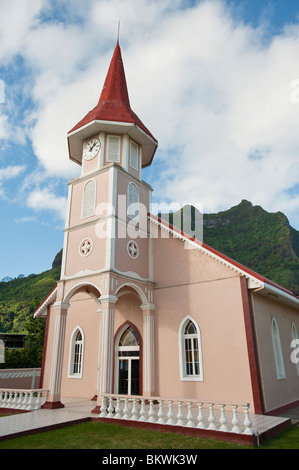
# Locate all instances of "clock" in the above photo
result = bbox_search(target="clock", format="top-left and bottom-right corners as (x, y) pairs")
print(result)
(83, 138), (101, 161)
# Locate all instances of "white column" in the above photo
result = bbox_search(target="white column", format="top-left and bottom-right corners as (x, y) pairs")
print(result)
(141, 303), (156, 397)
(97, 295), (117, 397)
(44, 302), (69, 408)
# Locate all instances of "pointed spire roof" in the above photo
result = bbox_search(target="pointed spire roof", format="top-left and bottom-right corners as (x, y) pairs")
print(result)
(68, 43), (157, 148)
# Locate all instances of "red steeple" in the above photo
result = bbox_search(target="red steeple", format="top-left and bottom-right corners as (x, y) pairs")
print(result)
(68, 43), (157, 145)
(98, 42), (130, 108)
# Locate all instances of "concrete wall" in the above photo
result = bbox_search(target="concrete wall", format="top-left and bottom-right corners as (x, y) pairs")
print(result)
(0, 368), (41, 389)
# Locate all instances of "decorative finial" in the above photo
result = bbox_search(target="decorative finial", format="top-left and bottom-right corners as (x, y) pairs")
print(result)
(117, 21), (120, 44)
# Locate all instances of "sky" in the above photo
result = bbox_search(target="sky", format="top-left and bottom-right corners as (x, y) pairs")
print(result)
(1, 0), (299, 280)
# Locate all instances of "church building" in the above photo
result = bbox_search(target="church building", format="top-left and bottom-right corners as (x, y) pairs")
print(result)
(35, 41), (299, 425)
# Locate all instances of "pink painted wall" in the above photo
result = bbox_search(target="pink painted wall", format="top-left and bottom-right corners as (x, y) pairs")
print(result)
(64, 227), (107, 277)
(152, 231), (255, 409)
(68, 167), (110, 228)
(251, 293), (299, 413)
(59, 292), (99, 399)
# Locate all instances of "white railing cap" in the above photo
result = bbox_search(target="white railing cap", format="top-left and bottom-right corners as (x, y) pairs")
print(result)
(100, 393), (250, 408)
(0, 388), (49, 393)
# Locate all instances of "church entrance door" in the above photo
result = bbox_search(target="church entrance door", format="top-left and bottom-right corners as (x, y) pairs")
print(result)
(117, 326), (140, 396)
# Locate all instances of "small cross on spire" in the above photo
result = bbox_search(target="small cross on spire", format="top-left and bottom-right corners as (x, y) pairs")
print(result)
(117, 21), (120, 44)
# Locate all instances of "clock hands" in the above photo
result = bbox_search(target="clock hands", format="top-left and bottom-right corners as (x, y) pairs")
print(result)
(83, 139), (101, 160)
(89, 142), (97, 151)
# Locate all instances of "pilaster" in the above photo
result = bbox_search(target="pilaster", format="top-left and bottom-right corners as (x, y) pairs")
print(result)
(141, 303), (156, 397)
(42, 302), (69, 409)
(94, 295), (118, 411)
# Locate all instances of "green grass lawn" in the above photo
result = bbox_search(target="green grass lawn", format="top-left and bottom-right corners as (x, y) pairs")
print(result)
(0, 420), (298, 450)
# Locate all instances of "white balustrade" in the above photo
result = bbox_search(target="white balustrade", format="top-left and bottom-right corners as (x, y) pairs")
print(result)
(98, 394), (255, 437)
(0, 389), (48, 411)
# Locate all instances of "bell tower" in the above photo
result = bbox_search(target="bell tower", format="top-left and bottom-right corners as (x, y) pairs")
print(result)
(61, 42), (158, 284)
(42, 42), (158, 410)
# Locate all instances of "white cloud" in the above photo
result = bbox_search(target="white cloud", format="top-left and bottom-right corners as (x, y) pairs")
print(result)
(0, 165), (25, 180)
(0, 164), (26, 199)
(27, 188), (67, 220)
(0, 0), (46, 62)
(14, 216), (37, 224)
(0, 113), (9, 140)
(1, 0), (299, 228)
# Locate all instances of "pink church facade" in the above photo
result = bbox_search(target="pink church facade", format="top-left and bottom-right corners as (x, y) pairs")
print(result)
(35, 43), (299, 420)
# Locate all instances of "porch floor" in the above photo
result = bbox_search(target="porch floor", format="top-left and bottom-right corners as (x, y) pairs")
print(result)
(0, 397), (294, 444)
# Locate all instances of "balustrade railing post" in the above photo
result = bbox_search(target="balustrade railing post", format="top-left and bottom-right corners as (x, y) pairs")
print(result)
(7, 392), (13, 408)
(35, 392), (41, 410)
(131, 399), (139, 421)
(99, 396), (108, 418)
(219, 404), (229, 432)
(148, 400), (156, 423)
(176, 401), (185, 427)
(232, 405), (241, 434)
(16, 392), (23, 409)
(243, 405), (254, 435)
(139, 399), (147, 422)
(27, 392), (34, 410)
(186, 402), (195, 427)
(167, 400), (175, 425)
(107, 397), (114, 418)
(196, 402), (206, 429)
(3, 391), (8, 408)
(123, 398), (131, 420)
(23, 392), (29, 410)
(114, 398), (122, 419)
(157, 400), (165, 424)
(208, 403), (217, 430)
(11, 392), (18, 408)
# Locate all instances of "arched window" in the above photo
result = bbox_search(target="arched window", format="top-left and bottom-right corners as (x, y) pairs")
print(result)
(82, 180), (96, 219)
(127, 182), (139, 219)
(69, 328), (84, 378)
(291, 323), (299, 376)
(179, 317), (203, 381)
(119, 326), (139, 348)
(272, 318), (286, 380)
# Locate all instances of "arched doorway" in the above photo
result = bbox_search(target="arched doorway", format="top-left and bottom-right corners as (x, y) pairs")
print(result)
(117, 325), (140, 396)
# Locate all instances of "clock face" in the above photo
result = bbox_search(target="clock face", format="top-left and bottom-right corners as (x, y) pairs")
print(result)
(83, 138), (101, 161)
